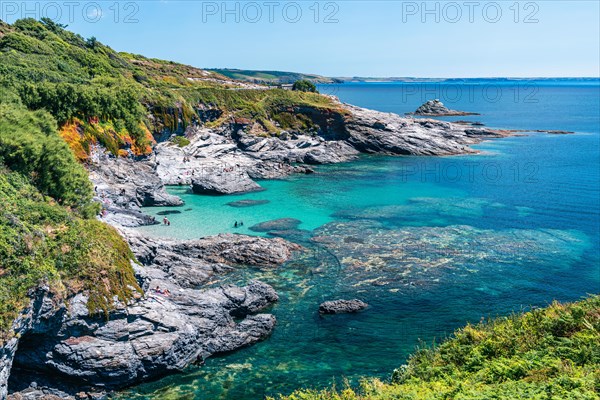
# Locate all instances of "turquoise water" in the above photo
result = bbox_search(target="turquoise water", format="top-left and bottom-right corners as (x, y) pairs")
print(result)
(126, 80), (600, 399)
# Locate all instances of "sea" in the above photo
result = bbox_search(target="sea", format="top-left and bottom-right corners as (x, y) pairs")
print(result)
(124, 79), (600, 399)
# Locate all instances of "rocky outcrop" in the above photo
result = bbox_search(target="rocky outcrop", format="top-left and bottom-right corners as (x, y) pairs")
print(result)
(191, 170), (263, 195)
(343, 104), (506, 156)
(4, 230), (301, 398)
(408, 99), (479, 116)
(89, 147), (183, 227)
(319, 299), (369, 314)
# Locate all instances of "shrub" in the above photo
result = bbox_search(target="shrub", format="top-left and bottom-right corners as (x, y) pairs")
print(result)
(292, 80), (318, 93)
(0, 103), (93, 207)
(171, 135), (190, 147)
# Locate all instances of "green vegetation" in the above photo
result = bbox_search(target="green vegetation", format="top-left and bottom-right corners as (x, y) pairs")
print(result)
(0, 96), (139, 339)
(207, 68), (336, 84)
(274, 296), (600, 400)
(171, 135), (191, 147)
(292, 80), (318, 93)
(0, 95), (92, 207)
(0, 18), (346, 159)
(0, 19), (144, 338)
(0, 169), (140, 339)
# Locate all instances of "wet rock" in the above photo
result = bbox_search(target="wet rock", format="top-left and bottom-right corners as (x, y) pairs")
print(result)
(319, 299), (369, 314)
(226, 199), (270, 208)
(249, 218), (302, 232)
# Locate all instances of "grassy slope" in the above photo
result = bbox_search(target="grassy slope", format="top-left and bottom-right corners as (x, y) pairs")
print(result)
(0, 167), (140, 339)
(0, 18), (346, 160)
(207, 68), (336, 84)
(275, 296), (600, 400)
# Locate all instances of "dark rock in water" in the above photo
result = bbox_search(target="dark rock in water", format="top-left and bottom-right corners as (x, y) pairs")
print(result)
(226, 199), (270, 208)
(319, 299), (369, 314)
(156, 210), (182, 216)
(184, 208), (193, 211)
(249, 218), (302, 232)
(408, 99), (479, 117)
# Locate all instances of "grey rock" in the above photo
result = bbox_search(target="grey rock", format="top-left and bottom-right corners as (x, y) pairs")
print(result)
(343, 104), (506, 156)
(319, 299), (369, 314)
(410, 99), (479, 116)
(191, 170), (262, 195)
(3, 230), (300, 398)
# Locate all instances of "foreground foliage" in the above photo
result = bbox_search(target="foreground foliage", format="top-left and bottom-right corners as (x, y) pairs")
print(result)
(0, 77), (140, 338)
(275, 296), (600, 399)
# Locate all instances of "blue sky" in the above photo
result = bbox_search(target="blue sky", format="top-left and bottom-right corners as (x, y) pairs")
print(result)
(3, 1), (599, 77)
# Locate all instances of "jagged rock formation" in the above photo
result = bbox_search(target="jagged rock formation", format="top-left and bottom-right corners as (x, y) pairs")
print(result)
(91, 100), (507, 220)
(3, 231), (301, 398)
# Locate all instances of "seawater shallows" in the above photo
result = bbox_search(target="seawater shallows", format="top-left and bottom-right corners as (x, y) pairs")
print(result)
(125, 81), (600, 400)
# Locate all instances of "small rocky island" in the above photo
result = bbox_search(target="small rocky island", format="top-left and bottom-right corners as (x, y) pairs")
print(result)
(319, 299), (369, 314)
(408, 99), (480, 116)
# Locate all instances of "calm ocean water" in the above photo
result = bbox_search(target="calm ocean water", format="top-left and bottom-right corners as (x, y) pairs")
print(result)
(126, 80), (600, 399)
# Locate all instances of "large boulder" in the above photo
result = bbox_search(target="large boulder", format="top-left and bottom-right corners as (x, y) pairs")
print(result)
(191, 170), (262, 195)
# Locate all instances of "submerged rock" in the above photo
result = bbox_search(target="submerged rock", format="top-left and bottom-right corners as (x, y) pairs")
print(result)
(226, 199), (270, 208)
(156, 210), (182, 216)
(319, 299), (369, 314)
(249, 218), (302, 232)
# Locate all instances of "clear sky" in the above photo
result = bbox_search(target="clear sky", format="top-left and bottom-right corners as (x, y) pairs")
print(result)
(3, 1), (599, 77)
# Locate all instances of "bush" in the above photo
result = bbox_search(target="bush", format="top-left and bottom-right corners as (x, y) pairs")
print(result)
(0, 102), (93, 207)
(171, 135), (190, 147)
(292, 79), (318, 93)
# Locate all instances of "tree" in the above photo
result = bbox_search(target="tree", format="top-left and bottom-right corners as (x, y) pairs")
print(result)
(86, 36), (98, 49)
(292, 80), (318, 93)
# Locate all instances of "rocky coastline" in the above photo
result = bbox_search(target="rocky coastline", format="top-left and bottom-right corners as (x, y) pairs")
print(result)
(2, 99), (519, 399)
